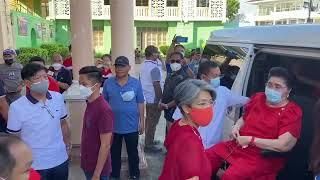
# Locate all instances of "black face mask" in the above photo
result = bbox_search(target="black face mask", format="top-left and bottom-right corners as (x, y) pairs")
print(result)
(4, 59), (14, 65)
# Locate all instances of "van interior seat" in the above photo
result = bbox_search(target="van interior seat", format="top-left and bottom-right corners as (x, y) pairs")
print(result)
(275, 95), (316, 180)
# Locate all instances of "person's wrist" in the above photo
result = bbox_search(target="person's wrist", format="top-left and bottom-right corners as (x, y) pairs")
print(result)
(249, 136), (255, 146)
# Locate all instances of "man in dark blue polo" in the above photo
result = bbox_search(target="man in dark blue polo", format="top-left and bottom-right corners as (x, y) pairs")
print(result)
(103, 56), (145, 180)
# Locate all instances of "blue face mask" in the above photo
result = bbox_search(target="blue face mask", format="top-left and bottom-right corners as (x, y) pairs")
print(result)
(265, 87), (282, 104)
(210, 77), (220, 88)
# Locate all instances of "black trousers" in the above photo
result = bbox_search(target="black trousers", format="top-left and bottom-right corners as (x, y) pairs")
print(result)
(111, 132), (140, 178)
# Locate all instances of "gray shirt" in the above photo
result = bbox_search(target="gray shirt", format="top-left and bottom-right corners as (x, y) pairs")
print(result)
(0, 63), (23, 93)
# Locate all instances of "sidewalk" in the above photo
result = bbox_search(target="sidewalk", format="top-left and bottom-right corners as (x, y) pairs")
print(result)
(69, 113), (167, 180)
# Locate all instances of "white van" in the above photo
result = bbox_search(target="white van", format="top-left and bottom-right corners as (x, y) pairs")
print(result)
(203, 24), (320, 180)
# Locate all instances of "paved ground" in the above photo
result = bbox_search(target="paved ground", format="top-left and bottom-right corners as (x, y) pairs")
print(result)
(69, 114), (167, 180)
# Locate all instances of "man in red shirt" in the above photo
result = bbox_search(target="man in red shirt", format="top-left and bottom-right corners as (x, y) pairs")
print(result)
(63, 45), (73, 71)
(29, 56), (60, 92)
(79, 66), (114, 180)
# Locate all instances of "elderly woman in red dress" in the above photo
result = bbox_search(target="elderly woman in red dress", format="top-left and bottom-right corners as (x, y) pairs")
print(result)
(207, 67), (302, 180)
(159, 79), (216, 180)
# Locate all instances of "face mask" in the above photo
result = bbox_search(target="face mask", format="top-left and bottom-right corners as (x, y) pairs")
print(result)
(170, 63), (182, 72)
(265, 87), (283, 104)
(80, 84), (96, 98)
(210, 77), (220, 88)
(189, 106), (214, 127)
(52, 63), (62, 71)
(97, 64), (104, 68)
(30, 80), (49, 95)
(121, 90), (135, 102)
(4, 59), (13, 65)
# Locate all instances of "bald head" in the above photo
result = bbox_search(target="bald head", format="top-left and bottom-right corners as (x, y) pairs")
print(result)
(0, 133), (32, 180)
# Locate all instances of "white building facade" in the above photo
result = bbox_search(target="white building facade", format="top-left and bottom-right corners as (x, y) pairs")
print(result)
(248, 0), (320, 26)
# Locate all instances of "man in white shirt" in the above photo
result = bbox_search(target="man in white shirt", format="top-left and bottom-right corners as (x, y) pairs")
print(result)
(6, 63), (71, 179)
(173, 61), (249, 149)
(140, 45), (163, 153)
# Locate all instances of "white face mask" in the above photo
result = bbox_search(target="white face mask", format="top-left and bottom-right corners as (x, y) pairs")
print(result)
(52, 63), (63, 71)
(97, 64), (104, 68)
(170, 63), (182, 72)
(80, 84), (97, 98)
(121, 90), (135, 102)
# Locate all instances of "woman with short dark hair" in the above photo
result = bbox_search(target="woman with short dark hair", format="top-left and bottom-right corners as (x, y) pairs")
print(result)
(207, 67), (302, 180)
(160, 79), (216, 180)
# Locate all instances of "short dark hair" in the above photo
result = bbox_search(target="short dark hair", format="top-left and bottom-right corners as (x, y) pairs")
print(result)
(79, 66), (103, 84)
(0, 133), (23, 178)
(169, 52), (184, 60)
(101, 54), (111, 60)
(29, 56), (45, 65)
(21, 63), (47, 80)
(174, 44), (185, 51)
(268, 67), (293, 89)
(197, 61), (219, 79)
(145, 45), (159, 58)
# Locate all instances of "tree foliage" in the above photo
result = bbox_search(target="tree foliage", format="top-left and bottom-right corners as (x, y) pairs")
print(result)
(227, 0), (240, 21)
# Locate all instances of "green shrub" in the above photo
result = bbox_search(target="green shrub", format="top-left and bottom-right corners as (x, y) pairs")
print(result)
(40, 43), (69, 59)
(16, 48), (49, 65)
(159, 45), (170, 56)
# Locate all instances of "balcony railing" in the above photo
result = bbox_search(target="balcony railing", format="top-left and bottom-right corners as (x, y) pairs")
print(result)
(50, 0), (226, 22)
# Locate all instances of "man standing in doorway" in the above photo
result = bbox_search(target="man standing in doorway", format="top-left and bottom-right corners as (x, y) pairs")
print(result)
(103, 56), (145, 179)
(0, 49), (23, 104)
(6, 63), (71, 179)
(140, 45), (163, 153)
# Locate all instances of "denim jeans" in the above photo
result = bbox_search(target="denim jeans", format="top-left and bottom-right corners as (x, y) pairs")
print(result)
(37, 160), (69, 180)
(84, 171), (109, 180)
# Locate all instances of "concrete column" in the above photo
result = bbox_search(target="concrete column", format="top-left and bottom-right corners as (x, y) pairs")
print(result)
(0, 0), (14, 62)
(110, 0), (135, 71)
(70, 0), (94, 80)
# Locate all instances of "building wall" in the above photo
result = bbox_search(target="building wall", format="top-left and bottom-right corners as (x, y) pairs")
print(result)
(55, 20), (225, 54)
(11, 11), (55, 48)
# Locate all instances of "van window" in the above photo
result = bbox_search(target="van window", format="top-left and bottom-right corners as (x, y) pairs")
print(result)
(202, 44), (248, 89)
(245, 51), (320, 180)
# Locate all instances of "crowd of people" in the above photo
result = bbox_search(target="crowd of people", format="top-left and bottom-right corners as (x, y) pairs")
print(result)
(0, 35), (318, 180)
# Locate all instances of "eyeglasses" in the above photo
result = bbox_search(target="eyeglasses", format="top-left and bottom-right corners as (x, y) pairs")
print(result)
(41, 105), (55, 119)
(170, 59), (181, 64)
(266, 82), (287, 91)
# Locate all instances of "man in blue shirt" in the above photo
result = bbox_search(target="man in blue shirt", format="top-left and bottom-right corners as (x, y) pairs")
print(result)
(103, 56), (145, 180)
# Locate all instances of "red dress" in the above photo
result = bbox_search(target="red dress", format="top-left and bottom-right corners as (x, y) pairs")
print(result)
(206, 93), (302, 180)
(159, 120), (212, 180)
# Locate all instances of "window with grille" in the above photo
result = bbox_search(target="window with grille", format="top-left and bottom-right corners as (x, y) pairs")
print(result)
(136, 0), (149, 6)
(136, 27), (168, 50)
(93, 25), (104, 49)
(167, 0), (178, 7)
(41, 1), (49, 18)
(197, 0), (209, 7)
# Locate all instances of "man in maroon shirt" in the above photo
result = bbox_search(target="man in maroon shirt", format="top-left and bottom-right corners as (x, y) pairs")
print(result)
(79, 66), (114, 180)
